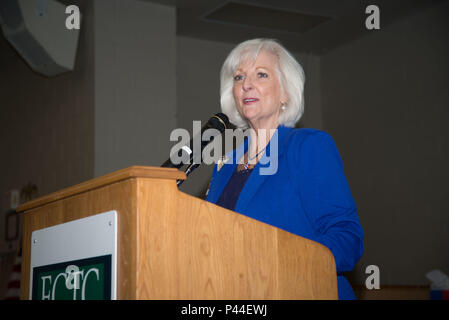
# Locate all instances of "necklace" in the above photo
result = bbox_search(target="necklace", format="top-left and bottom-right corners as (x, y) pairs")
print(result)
(248, 146), (267, 161)
(238, 146), (266, 171)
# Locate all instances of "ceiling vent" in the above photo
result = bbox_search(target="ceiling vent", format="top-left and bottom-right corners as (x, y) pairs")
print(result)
(202, 1), (332, 35)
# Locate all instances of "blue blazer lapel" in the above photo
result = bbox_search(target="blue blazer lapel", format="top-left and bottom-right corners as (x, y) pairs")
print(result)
(235, 126), (293, 213)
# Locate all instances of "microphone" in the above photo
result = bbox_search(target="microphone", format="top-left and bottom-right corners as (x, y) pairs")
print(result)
(161, 113), (230, 169)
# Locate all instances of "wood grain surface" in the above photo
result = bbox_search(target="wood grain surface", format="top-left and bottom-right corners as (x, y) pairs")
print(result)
(18, 166), (337, 300)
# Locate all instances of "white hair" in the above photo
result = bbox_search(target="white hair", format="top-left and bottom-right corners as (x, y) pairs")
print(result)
(220, 38), (305, 128)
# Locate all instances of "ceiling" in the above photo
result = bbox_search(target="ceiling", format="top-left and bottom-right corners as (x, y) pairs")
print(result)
(141, 0), (445, 55)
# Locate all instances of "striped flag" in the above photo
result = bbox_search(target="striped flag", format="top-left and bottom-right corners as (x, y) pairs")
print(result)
(4, 249), (21, 300)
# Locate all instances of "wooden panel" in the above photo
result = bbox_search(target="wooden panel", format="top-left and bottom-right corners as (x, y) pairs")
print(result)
(277, 231), (337, 299)
(135, 177), (337, 299)
(19, 166), (337, 300)
(136, 177), (279, 299)
(20, 178), (140, 300)
(17, 166), (185, 212)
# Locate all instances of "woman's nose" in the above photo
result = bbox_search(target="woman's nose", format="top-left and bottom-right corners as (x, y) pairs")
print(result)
(242, 76), (253, 91)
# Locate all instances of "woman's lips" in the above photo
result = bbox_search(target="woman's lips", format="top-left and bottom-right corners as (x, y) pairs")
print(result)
(243, 98), (259, 105)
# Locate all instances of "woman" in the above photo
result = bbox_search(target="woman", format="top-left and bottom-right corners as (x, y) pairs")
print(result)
(205, 38), (364, 300)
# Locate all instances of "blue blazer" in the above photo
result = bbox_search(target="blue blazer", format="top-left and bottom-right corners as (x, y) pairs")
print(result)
(206, 125), (364, 300)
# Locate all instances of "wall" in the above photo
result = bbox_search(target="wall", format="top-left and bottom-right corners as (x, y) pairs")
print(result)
(94, 0), (177, 177)
(0, 0), (177, 298)
(0, 0), (94, 296)
(0, 0), (94, 206)
(321, 2), (449, 285)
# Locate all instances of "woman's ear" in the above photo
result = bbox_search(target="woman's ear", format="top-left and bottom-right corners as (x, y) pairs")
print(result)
(280, 90), (288, 107)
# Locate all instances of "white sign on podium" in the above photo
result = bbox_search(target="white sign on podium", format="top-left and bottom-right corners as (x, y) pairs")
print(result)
(29, 210), (117, 300)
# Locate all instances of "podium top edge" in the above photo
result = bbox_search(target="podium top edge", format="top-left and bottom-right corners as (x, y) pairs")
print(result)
(16, 166), (186, 213)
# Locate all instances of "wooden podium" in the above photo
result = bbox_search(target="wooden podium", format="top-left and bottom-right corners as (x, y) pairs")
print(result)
(17, 166), (337, 300)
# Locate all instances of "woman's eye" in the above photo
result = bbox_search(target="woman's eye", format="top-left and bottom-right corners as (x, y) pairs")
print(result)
(257, 72), (268, 78)
(234, 75), (243, 81)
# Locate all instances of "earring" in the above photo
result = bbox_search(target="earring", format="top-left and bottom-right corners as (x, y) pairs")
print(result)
(281, 103), (286, 110)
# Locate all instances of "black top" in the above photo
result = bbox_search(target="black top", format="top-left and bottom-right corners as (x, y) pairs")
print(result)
(216, 167), (254, 211)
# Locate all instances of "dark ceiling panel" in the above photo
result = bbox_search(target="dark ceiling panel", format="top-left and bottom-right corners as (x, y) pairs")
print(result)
(203, 2), (332, 35)
(139, 0), (447, 54)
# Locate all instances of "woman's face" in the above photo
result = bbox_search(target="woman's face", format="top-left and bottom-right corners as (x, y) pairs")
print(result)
(232, 50), (287, 129)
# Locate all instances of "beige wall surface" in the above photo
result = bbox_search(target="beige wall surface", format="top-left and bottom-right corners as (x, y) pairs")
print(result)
(94, 0), (177, 177)
(320, 2), (449, 285)
(0, 0), (95, 298)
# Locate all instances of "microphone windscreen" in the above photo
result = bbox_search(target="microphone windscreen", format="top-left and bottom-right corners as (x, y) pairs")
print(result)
(209, 113), (230, 132)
